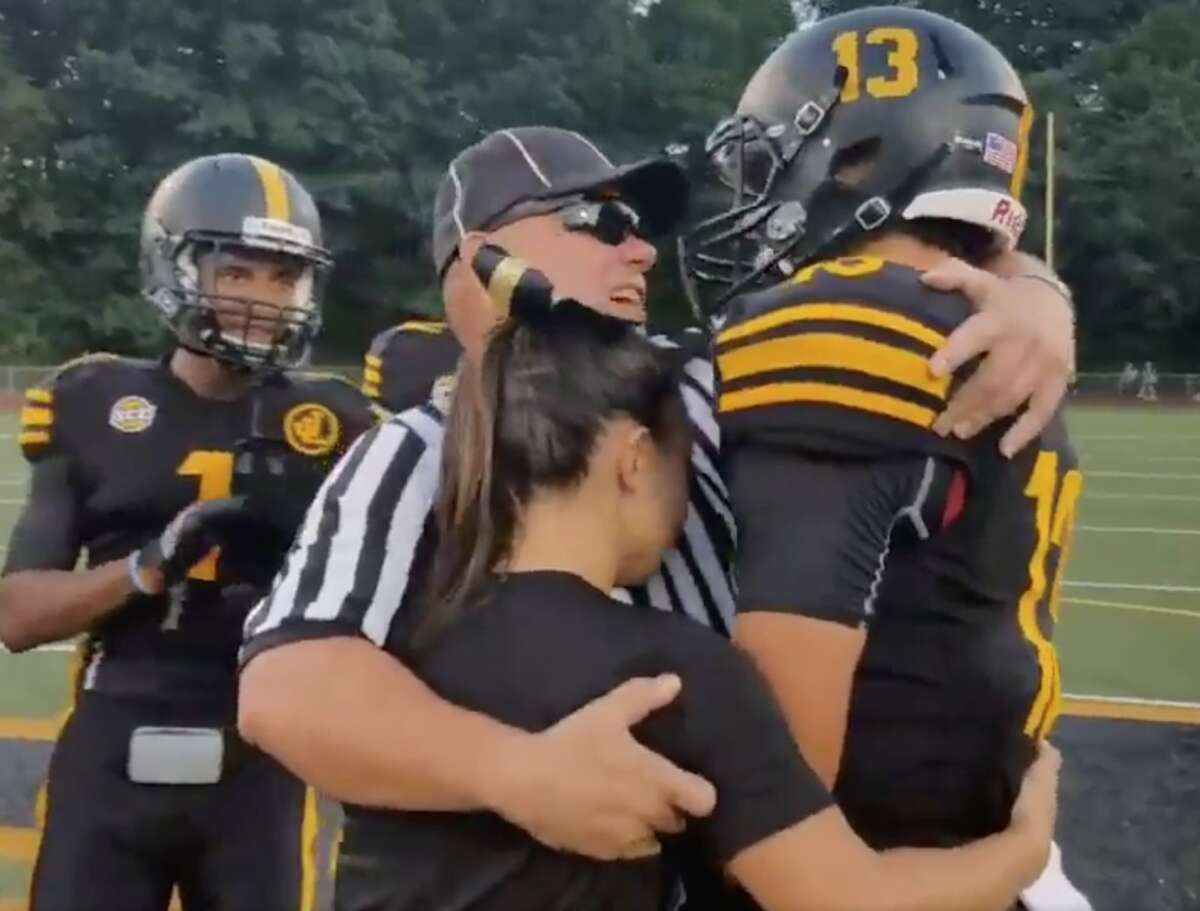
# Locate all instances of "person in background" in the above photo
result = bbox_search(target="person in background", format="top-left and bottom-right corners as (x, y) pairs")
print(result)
(362, 313), (462, 413)
(1, 153), (376, 911)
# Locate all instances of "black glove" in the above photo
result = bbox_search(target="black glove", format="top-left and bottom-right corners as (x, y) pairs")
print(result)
(131, 496), (251, 592)
(232, 436), (325, 535)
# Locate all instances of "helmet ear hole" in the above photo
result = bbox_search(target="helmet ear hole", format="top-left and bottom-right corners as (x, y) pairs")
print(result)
(832, 138), (882, 188)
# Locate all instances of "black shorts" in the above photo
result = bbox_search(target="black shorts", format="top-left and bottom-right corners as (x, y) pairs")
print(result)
(30, 691), (315, 911)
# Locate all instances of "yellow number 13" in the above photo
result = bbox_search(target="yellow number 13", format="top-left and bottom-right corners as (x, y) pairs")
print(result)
(1019, 452), (1083, 740)
(832, 28), (920, 103)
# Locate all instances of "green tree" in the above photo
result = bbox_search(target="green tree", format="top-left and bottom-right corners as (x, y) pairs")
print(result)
(808, 0), (1163, 72)
(1027, 2), (1200, 367)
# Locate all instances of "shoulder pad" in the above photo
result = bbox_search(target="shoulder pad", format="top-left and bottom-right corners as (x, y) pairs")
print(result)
(363, 321), (462, 411)
(716, 258), (970, 461)
(290, 369), (385, 424)
(367, 320), (450, 358)
(18, 352), (133, 463)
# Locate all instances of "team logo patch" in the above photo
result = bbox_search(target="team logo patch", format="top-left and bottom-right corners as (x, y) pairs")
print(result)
(109, 396), (157, 434)
(283, 403), (341, 456)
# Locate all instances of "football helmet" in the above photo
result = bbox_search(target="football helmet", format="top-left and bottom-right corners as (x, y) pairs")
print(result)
(140, 153), (332, 370)
(680, 7), (1031, 324)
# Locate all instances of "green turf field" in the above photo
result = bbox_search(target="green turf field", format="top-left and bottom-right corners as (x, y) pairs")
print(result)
(0, 405), (1198, 908)
(5, 406), (1197, 705)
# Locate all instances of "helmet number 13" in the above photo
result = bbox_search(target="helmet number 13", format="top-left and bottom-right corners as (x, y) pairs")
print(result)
(832, 28), (920, 103)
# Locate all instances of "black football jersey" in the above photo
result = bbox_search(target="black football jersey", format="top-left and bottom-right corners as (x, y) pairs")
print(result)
(362, 319), (462, 413)
(716, 257), (1082, 845)
(12, 353), (377, 711)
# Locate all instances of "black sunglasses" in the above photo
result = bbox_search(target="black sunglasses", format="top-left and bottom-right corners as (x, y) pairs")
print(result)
(559, 199), (644, 246)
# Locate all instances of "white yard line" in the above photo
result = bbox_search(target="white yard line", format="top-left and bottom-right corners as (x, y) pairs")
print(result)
(1074, 434), (1200, 441)
(1085, 492), (1200, 503)
(1077, 525), (1200, 536)
(1062, 596), (1200, 620)
(1062, 693), (1200, 710)
(1064, 580), (1200, 593)
(1087, 471), (1200, 480)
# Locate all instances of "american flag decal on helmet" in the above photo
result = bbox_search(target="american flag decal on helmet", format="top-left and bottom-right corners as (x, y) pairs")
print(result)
(983, 132), (1018, 175)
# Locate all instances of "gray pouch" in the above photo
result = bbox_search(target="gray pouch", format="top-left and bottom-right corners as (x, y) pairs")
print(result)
(127, 726), (224, 785)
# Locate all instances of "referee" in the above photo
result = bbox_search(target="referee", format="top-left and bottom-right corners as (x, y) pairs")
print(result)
(240, 128), (723, 857)
(238, 126), (1077, 860)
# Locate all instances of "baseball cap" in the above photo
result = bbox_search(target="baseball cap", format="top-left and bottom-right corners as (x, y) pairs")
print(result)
(431, 126), (689, 275)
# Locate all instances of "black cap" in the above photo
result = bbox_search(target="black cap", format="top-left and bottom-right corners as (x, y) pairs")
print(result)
(432, 126), (689, 275)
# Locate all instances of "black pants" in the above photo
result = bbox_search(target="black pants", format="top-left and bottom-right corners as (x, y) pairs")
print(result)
(30, 692), (314, 911)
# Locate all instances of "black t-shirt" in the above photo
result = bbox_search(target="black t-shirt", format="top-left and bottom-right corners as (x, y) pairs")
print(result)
(337, 571), (830, 911)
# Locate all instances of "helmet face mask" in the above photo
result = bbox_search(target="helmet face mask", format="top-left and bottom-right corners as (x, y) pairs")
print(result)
(680, 6), (1031, 327)
(141, 154), (333, 372)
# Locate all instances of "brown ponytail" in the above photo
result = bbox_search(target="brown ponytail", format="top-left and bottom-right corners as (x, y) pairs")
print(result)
(414, 252), (686, 648)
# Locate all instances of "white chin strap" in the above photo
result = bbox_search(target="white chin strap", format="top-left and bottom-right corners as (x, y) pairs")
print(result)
(902, 188), (1027, 250)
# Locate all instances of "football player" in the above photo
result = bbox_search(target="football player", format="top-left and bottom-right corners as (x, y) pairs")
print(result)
(682, 8), (1089, 909)
(361, 314), (462, 413)
(0, 153), (376, 910)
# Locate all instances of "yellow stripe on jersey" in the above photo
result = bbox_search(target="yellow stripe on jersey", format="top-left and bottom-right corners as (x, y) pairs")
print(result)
(18, 431), (51, 446)
(25, 388), (53, 405)
(719, 381), (938, 428)
(363, 367), (382, 386)
(717, 302), (947, 350)
(398, 320), (447, 335)
(299, 786), (320, 911)
(718, 332), (950, 399)
(20, 406), (53, 428)
(249, 157), (291, 221)
(364, 354), (383, 370)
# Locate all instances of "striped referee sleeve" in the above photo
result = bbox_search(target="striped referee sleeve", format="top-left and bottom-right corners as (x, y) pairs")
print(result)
(241, 405), (445, 661)
(620, 341), (737, 636)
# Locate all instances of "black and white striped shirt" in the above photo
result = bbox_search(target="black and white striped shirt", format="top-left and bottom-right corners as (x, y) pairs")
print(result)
(241, 337), (736, 664)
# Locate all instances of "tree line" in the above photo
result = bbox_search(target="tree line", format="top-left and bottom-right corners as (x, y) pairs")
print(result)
(1, 0), (1196, 367)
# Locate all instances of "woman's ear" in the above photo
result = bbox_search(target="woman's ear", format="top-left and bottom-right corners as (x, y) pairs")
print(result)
(614, 424), (654, 495)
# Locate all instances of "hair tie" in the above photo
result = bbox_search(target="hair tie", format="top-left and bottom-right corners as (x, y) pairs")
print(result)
(471, 244), (556, 322)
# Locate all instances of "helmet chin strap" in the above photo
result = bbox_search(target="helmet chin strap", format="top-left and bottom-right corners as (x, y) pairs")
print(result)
(757, 141), (955, 282)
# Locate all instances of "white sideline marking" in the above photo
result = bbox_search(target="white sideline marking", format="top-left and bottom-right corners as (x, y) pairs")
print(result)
(1087, 471), (1200, 480)
(1085, 492), (1200, 503)
(1075, 434), (1200, 441)
(1078, 525), (1200, 536)
(1063, 596), (1200, 620)
(1064, 581), (1200, 593)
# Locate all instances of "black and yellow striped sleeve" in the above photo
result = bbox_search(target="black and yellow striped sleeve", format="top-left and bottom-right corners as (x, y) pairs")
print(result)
(715, 298), (964, 461)
(18, 386), (56, 462)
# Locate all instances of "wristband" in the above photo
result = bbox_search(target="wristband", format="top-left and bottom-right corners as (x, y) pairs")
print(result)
(128, 551), (154, 596)
(1012, 272), (1072, 307)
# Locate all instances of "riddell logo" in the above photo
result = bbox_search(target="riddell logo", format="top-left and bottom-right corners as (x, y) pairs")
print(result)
(991, 199), (1027, 237)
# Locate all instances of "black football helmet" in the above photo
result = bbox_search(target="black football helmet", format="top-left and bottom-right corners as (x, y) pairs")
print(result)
(140, 154), (333, 370)
(680, 7), (1032, 325)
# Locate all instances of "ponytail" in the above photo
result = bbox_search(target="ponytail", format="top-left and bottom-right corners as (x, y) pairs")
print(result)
(414, 246), (683, 648)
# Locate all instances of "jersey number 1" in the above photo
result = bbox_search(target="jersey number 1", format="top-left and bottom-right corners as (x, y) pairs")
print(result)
(176, 451), (234, 581)
(1019, 451), (1083, 740)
